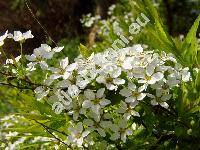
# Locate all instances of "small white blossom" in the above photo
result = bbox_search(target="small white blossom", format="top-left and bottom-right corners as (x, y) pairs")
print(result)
(68, 122), (90, 147)
(82, 88), (111, 114)
(120, 83), (146, 103)
(110, 119), (135, 142)
(0, 30), (8, 46)
(9, 30), (34, 42)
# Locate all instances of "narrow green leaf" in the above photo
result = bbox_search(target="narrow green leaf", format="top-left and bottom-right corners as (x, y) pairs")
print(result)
(182, 15), (200, 66)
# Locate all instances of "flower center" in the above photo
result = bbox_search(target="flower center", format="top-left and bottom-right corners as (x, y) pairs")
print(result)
(75, 133), (81, 139)
(145, 75), (152, 81)
(93, 98), (100, 104)
(106, 77), (113, 83)
(132, 91), (140, 97)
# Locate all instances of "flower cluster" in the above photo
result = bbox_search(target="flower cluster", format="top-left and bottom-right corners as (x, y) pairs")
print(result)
(27, 42), (190, 147)
(0, 30), (34, 46)
(80, 13), (101, 28)
(0, 30), (191, 148)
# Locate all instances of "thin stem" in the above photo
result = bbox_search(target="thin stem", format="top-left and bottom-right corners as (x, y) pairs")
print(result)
(20, 42), (23, 56)
(33, 119), (71, 147)
(0, 47), (8, 60)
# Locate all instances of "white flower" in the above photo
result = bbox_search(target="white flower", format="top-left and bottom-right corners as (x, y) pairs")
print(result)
(51, 90), (72, 114)
(25, 44), (64, 70)
(147, 93), (170, 109)
(181, 67), (191, 82)
(96, 75), (125, 91)
(82, 88), (111, 114)
(0, 30), (8, 46)
(138, 60), (164, 84)
(83, 119), (112, 137)
(9, 30), (34, 42)
(68, 97), (86, 121)
(116, 101), (140, 120)
(132, 44), (143, 53)
(110, 119), (134, 142)
(68, 85), (80, 98)
(120, 83), (146, 103)
(68, 122), (90, 147)
(34, 86), (49, 101)
(49, 57), (77, 80)
(52, 102), (65, 114)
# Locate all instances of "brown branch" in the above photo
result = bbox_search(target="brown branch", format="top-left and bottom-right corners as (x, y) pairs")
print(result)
(33, 119), (69, 147)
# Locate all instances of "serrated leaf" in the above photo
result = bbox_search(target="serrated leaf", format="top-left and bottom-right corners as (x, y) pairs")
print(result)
(143, 0), (176, 52)
(182, 15), (200, 67)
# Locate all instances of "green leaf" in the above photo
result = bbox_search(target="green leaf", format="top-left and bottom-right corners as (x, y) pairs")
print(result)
(78, 44), (90, 58)
(143, 0), (176, 52)
(181, 15), (200, 67)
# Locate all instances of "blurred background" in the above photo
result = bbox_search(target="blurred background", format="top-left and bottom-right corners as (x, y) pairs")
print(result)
(0, 0), (199, 57)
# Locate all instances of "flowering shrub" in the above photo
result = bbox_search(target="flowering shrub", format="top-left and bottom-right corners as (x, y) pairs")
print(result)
(0, 0), (200, 149)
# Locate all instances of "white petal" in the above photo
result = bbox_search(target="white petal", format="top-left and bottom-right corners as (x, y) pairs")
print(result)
(83, 119), (94, 126)
(63, 71), (70, 79)
(119, 88), (132, 97)
(147, 78), (157, 84)
(132, 44), (143, 53)
(106, 84), (117, 90)
(13, 31), (23, 41)
(138, 84), (147, 92)
(66, 63), (77, 71)
(161, 94), (172, 101)
(111, 68), (121, 78)
(50, 74), (61, 80)
(52, 46), (64, 52)
(68, 135), (75, 142)
(160, 102), (169, 109)
(132, 67), (145, 78)
(96, 88), (105, 98)
(25, 54), (36, 61)
(39, 61), (48, 70)
(100, 121), (112, 128)
(82, 130), (90, 138)
(76, 122), (83, 133)
(152, 72), (164, 81)
(82, 100), (92, 108)
(23, 30), (34, 39)
(128, 83), (136, 91)
(52, 102), (64, 114)
(100, 99), (111, 106)
(130, 100), (139, 108)
(132, 123), (137, 130)
(120, 133), (127, 143)
(138, 79), (147, 84)
(122, 57), (133, 70)
(68, 85), (80, 97)
(137, 93), (146, 101)
(60, 57), (69, 69)
(73, 112), (79, 121)
(113, 78), (125, 85)
(125, 96), (136, 103)
(91, 104), (100, 114)
(97, 128), (106, 137)
(96, 76), (106, 83)
(151, 99), (158, 106)
(84, 89), (95, 100)
(146, 59), (157, 76)
(123, 113), (131, 120)
(76, 138), (83, 146)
